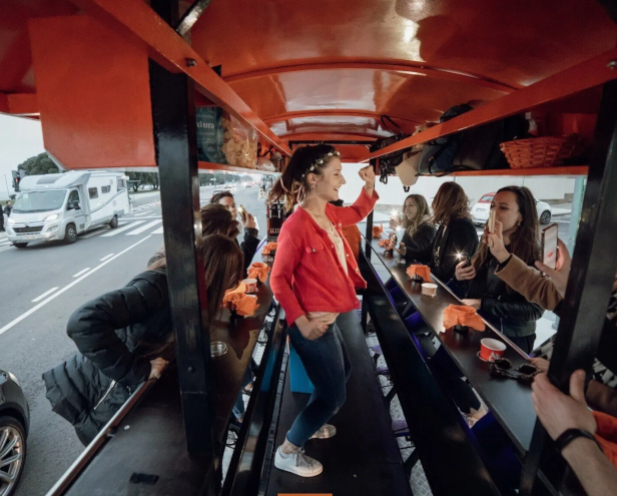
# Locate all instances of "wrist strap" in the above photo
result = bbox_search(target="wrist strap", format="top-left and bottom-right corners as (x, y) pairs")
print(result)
(554, 428), (602, 453)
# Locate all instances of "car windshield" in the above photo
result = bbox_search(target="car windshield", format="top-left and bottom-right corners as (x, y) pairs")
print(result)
(479, 195), (494, 202)
(13, 190), (67, 213)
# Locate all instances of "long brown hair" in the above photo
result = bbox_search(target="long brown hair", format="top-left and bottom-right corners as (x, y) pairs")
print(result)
(401, 194), (431, 234)
(268, 144), (338, 212)
(472, 186), (540, 273)
(148, 234), (244, 325)
(431, 182), (471, 225)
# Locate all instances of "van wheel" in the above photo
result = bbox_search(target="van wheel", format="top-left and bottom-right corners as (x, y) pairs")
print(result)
(540, 211), (552, 225)
(109, 215), (118, 229)
(64, 224), (77, 244)
(12, 243), (28, 249)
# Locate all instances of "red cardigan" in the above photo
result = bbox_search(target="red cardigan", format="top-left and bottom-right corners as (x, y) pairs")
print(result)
(271, 188), (379, 326)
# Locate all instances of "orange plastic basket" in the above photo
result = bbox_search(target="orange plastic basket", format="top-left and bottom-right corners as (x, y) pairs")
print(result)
(500, 137), (578, 169)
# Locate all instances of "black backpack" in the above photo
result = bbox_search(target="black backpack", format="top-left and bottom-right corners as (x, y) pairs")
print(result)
(418, 104), (473, 175)
(369, 116), (410, 184)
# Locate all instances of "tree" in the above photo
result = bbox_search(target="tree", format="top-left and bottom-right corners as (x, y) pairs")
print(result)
(125, 172), (159, 190)
(17, 152), (59, 175)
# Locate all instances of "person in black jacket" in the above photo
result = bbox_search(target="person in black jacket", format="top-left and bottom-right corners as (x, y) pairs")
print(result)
(429, 182), (479, 281)
(454, 186), (544, 353)
(211, 191), (260, 276)
(43, 234), (244, 445)
(393, 194), (436, 264)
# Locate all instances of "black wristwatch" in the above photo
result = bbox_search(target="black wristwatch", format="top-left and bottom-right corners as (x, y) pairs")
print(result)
(554, 428), (603, 454)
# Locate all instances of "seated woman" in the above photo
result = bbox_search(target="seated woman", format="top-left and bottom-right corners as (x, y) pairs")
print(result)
(393, 194), (436, 264)
(211, 190), (260, 275)
(43, 234), (244, 445)
(429, 182), (479, 282)
(454, 186), (544, 354)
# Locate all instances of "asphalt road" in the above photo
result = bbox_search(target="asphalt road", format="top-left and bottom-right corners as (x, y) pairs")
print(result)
(0, 184), (266, 496)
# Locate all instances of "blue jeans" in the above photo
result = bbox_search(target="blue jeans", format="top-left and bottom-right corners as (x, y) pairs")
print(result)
(285, 310), (355, 447)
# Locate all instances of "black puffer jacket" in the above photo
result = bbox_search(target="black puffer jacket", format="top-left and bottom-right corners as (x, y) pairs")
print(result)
(401, 222), (437, 265)
(43, 270), (172, 445)
(461, 257), (544, 338)
(242, 227), (260, 276)
(430, 217), (479, 282)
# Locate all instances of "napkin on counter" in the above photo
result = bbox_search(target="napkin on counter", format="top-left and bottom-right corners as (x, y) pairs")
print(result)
(262, 242), (278, 256)
(248, 262), (270, 283)
(378, 239), (390, 248)
(372, 224), (384, 239)
(406, 264), (431, 282)
(223, 282), (260, 317)
(443, 304), (485, 332)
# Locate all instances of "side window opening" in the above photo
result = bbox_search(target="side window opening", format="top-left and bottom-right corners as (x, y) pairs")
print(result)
(88, 187), (99, 199)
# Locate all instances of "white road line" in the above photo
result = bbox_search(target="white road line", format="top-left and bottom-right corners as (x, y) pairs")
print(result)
(81, 229), (107, 240)
(134, 211), (149, 217)
(127, 220), (161, 235)
(0, 246), (12, 253)
(73, 268), (91, 278)
(32, 287), (59, 303)
(123, 216), (161, 220)
(101, 221), (146, 237)
(0, 236), (152, 337)
(100, 253), (114, 262)
(0, 241), (10, 246)
(152, 226), (164, 234)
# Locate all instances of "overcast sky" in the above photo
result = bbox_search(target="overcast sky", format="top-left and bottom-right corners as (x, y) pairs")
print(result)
(0, 114), (45, 198)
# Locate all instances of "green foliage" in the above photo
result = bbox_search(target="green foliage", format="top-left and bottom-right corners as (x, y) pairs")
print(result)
(125, 172), (160, 190)
(17, 152), (59, 175)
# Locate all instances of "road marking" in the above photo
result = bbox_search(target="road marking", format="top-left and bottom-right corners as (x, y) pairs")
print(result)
(152, 226), (164, 234)
(134, 211), (149, 217)
(0, 246), (12, 253)
(123, 216), (161, 221)
(0, 236), (152, 337)
(101, 221), (146, 237)
(81, 228), (108, 240)
(73, 268), (91, 278)
(0, 240), (10, 246)
(100, 253), (115, 262)
(127, 220), (161, 235)
(32, 287), (59, 303)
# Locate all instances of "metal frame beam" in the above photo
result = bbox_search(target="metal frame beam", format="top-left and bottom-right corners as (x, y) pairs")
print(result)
(521, 78), (617, 494)
(366, 48), (617, 161)
(0, 92), (39, 116)
(149, 0), (217, 459)
(176, 0), (213, 36)
(70, 0), (291, 156)
(223, 58), (519, 93)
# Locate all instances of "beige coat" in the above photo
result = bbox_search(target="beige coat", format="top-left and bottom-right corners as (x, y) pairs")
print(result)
(494, 254), (562, 311)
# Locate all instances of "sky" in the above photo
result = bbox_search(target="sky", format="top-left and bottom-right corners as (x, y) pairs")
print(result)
(0, 113), (45, 200)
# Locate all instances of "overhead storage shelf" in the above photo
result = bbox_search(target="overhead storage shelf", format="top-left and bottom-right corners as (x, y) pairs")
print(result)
(421, 165), (589, 177)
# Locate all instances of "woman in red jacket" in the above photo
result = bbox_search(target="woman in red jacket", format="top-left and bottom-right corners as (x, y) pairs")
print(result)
(268, 144), (378, 477)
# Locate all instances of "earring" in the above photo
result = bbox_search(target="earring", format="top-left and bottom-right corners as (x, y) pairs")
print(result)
(311, 184), (316, 190)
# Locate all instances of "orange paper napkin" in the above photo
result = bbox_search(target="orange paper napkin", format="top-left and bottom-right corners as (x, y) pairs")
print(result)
(406, 264), (431, 282)
(372, 224), (384, 239)
(443, 304), (485, 332)
(378, 239), (390, 248)
(223, 282), (260, 317)
(248, 262), (270, 283)
(262, 241), (278, 256)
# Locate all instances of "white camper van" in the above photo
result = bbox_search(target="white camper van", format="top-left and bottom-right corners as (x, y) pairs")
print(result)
(6, 171), (129, 247)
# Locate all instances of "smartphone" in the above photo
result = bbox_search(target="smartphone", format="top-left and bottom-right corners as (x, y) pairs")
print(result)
(541, 223), (559, 270)
(488, 208), (496, 233)
(238, 205), (248, 223)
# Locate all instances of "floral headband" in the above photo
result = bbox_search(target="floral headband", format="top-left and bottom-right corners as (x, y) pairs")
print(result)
(300, 150), (340, 180)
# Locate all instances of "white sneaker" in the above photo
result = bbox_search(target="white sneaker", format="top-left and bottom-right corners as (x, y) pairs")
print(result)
(310, 424), (337, 439)
(274, 446), (323, 477)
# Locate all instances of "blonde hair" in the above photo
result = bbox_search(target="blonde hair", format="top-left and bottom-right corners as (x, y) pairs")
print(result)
(401, 194), (431, 235)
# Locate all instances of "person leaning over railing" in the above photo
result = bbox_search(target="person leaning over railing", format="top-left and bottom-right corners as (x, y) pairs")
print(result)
(393, 194), (436, 265)
(268, 144), (378, 477)
(42, 234), (244, 446)
(429, 182), (479, 281)
(454, 186), (544, 354)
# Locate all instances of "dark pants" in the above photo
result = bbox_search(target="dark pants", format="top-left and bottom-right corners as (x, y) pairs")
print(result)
(509, 334), (536, 355)
(285, 311), (355, 448)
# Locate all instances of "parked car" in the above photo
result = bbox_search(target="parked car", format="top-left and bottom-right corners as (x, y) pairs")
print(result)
(471, 192), (553, 226)
(0, 369), (29, 496)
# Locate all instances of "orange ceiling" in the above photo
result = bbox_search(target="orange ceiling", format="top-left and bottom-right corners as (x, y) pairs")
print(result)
(1, 0), (616, 145)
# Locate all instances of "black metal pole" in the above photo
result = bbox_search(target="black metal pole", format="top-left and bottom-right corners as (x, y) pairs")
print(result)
(150, 0), (217, 459)
(520, 78), (617, 494)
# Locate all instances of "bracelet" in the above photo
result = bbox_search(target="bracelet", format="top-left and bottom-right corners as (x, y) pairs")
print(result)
(554, 428), (603, 454)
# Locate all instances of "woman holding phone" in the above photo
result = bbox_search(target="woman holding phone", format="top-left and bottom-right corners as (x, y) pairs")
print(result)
(394, 194), (436, 264)
(429, 182), (479, 282)
(454, 186), (544, 353)
(269, 145), (378, 477)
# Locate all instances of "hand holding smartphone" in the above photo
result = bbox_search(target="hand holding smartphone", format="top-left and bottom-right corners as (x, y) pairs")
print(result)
(541, 223), (559, 270)
(488, 208), (496, 234)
